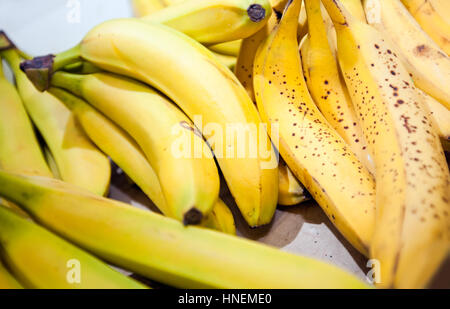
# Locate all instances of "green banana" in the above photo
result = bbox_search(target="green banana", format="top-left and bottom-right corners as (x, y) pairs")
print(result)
(0, 170), (369, 288)
(0, 204), (146, 289)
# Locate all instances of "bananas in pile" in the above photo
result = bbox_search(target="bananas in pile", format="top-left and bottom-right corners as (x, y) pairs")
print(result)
(0, 0), (448, 289)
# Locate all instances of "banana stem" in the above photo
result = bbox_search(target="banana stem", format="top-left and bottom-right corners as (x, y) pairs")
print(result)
(51, 71), (85, 97)
(19, 44), (82, 92)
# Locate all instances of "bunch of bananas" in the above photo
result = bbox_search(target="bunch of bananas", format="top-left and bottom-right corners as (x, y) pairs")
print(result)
(0, 0), (448, 289)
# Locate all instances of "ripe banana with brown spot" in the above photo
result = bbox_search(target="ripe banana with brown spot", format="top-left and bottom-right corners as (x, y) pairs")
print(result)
(300, 0), (374, 174)
(2, 47), (111, 196)
(401, 0), (450, 56)
(50, 71), (220, 225)
(278, 158), (310, 206)
(48, 87), (235, 234)
(364, 0), (450, 111)
(254, 0), (376, 255)
(235, 0), (289, 102)
(322, 0), (450, 288)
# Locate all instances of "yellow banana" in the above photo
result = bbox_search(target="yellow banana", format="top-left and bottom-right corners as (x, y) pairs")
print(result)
(0, 260), (23, 289)
(301, 0), (374, 174)
(1, 48), (110, 196)
(43, 146), (61, 179)
(298, 0), (308, 40)
(210, 50), (237, 70)
(50, 71), (220, 225)
(278, 158), (309, 206)
(401, 0), (450, 56)
(322, 0), (450, 288)
(254, 0), (376, 255)
(200, 198), (236, 234)
(363, 0), (450, 110)
(235, 0), (289, 102)
(143, 0), (272, 44)
(27, 18), (279, 227)
(0, 54), (52, 177)
(0, 170), (369, 288)
(417, 88), (450, 151)
(131, 0), (167, 17)
(208, 40), (242, 57)
(0, 204), (146, 289)
(341, 0), (367, 22)
(48, 87), (234, 233)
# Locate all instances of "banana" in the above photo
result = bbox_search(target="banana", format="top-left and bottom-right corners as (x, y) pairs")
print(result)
(142, 0), (272, 44)
(298, 0), (308, 40)
(253, 0), (376, 255)
(25, 18), (279, 227)
(210, 50), (237, 70)
(363, 0), (450, 110)
(43, 146), (61, 179)
(235, 0), (289, 102)
(0, 204), (146, 289)
(0, 51), (53, 217)
(50, 71), (220, 225)
(131, 0), (167, 17)
(0, 55), (52, 177)
(1, 48), (111, 196)
(417, 88), (450, 151)
(401, 0), (450, 56)
(0, 260), (23, 289)
(200, 198), (236, 235)
(341, 0), (367, 22)
(300, 0), (374, 174)
(278, 158), (309, 206)
(48, 87), (234, 233)
(0, 170), (369, 288)
(208, 40), (242, 57)
(322, 0), (450, 288)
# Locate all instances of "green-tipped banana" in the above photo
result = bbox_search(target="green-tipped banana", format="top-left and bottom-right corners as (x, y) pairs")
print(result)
(50, 71), (220, 225)
(27, 18), (279, 227)
(0, 171), (369, 288)
(143, 0), (272, 44)
(0, 204), (146, 289)
(0, 260), (23, 289)
(48, 87), (234, 233)
(1, 47), (111, 196)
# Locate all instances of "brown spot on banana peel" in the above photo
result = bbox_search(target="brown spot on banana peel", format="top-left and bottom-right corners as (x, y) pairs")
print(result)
(19, 54), (55, 92)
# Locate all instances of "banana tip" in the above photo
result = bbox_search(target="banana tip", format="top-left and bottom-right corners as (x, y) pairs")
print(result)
(183, 207), (203, 226)
(247, 4), (266, 22)
(20, 55), (54, 92)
